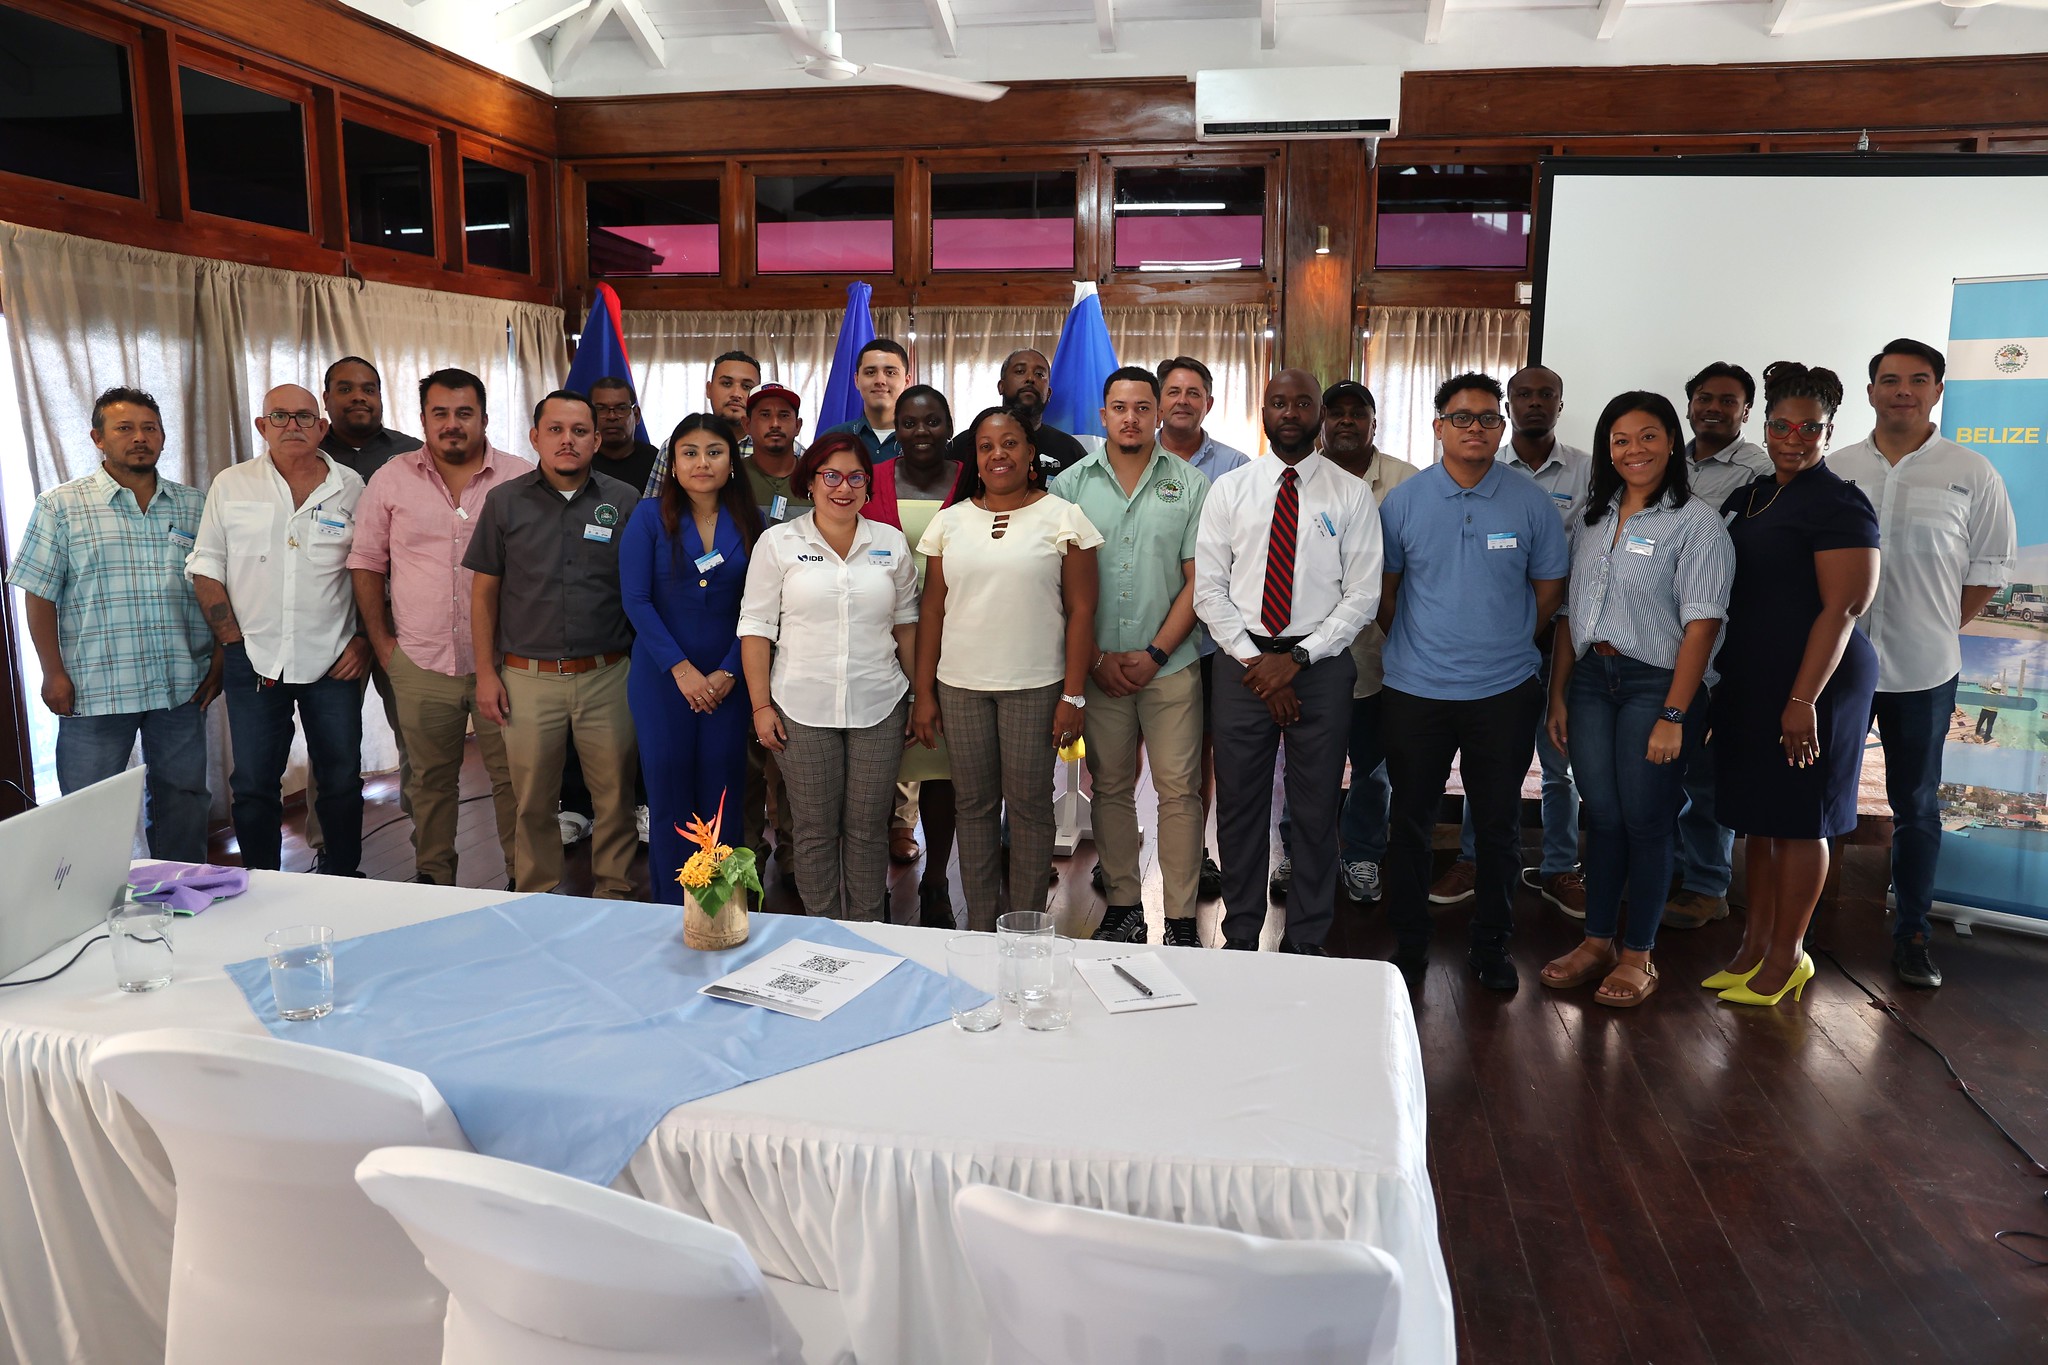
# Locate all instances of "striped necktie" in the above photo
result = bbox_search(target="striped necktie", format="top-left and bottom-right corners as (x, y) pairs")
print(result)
(1260, 466), (1299, 637)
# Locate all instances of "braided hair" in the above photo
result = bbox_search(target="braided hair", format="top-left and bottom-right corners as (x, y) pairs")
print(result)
(1761, 360), (1844, 418)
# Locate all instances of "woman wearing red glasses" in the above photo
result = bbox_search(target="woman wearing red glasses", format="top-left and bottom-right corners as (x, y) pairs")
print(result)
(1706, 361), (1880, 1007)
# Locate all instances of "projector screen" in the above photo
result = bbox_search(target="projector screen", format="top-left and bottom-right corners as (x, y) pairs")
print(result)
(1531, 156), (2048, 451)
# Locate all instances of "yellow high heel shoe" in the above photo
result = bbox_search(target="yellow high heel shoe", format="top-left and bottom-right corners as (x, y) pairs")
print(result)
(1717, 952), (1814, 1007)
(1700, 961), (1762, 990)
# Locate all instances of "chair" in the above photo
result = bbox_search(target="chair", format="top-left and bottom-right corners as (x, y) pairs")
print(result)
(355, 1145), (854, 1365)
(88, 1028), (469, 1365)
(953, 1184), (1404, 1365)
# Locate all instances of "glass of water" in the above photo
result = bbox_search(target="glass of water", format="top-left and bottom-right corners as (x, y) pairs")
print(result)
(265, 925), (335, 1021)
(1018, 936), (1075, 1032)
(107, 902), (173, 993)
(996, 909), (1055, 1005)
(945, 934), (1003, 1033)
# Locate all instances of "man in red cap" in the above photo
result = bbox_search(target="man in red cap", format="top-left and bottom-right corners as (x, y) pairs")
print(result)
(744, 383), (810, 527)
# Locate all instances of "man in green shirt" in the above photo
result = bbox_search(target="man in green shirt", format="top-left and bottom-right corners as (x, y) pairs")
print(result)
(743, 384), (811, 525)
(1051, 366), (1210, 947)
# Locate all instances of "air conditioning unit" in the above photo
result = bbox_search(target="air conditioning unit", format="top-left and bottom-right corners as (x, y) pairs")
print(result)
(1194, 66), (1401, 143)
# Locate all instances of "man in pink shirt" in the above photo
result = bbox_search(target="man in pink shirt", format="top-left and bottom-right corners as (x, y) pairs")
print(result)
(347, 367), (526, 886)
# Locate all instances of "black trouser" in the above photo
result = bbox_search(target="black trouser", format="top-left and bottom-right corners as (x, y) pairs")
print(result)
(1383, 678), (1544, 957)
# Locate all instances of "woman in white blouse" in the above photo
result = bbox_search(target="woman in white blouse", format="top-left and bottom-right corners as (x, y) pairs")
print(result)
(739, 433), (920, 922)
(913, 407), (1101, 930)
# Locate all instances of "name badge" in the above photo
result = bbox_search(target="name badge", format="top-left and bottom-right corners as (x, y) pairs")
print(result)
(1551, 491), (1573, 505)
(1486, 532), (1518, 551)
(695, 549), (725, 572)
(1315, 511), (1336, 537)
(583, 524), (613, 543)
(867, 547), (893, 562)
(1625, 534), (1656, 557)
(168, 525), (195, 548)
(770, 494), (789, 522)
(314, 516), (348, 539)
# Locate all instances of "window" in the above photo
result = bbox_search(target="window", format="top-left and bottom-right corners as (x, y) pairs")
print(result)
(344, 120), (433, 256)
(1112, 165), (1265, 272)
(1374, 164), (1533, 270)
(464, 159), (530, 274)
(179, 68), (307, 232)
(587, 178), (719, 276)
(931, 169), (1076, 272)
(0, 5), (138, 198)
(755, 173), (893, 274)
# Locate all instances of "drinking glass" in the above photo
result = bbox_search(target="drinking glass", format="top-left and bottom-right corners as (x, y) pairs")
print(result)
(107, 902), (173, 993)
(945, 934), (1003, 1033)
(995, 909), (1055, 1004)
(1018, 937), (1075, 1032)
(266, 925), (335, 1021)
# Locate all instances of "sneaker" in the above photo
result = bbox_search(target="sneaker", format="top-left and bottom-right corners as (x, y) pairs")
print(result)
(1893, 935), (1943, 988)
(1537, 870), (1587, 920)
(1198, 852), (1224, 901)
(1469, 943), (1519, 993)
(635, 805), (650, 845)
(1092, 904), (1148, 943)
(557, 810), (592, 846)
(1663, 889), (1730, 930)
(1161, 918), (1202, 948)
(1343, 859), (1382, 903)
(1268, 857), (1293, 902)
(1428, 859), (1476, 905)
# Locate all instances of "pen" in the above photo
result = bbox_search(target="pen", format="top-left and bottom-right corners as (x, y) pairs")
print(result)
(1112, 963), (1153, 998)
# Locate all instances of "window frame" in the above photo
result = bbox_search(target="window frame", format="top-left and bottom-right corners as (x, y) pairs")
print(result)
(336, 98), (441, 266)
(171, 43), (321, 244)
(745, 156), (906, 282)
(456, 136), (545, 284)
(917, 153), (1090, 285)
(1100, 150), (1279, 283)
(1369, 154), (1538, 274)
(0, 0), (152, 214)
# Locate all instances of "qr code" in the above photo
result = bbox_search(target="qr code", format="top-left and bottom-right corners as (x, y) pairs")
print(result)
(797, 954), (853, 975)
(767, 973), (819, 995)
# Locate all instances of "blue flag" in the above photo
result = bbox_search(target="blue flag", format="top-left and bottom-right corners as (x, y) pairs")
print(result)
(1042, 282), (1120, 444)
(819, 280), (877, 432)
(565, 282), (646, 444)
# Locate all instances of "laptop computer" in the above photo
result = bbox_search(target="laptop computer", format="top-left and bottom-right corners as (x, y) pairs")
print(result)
(0, 766), (146, 982)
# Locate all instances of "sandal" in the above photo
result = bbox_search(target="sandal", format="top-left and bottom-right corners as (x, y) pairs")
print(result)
(1540, 940), (1618, 990)
(1595, 959), (1659, 1008)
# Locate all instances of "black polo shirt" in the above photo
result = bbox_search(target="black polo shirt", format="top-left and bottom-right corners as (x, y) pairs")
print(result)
(319, 426), (423, 482)
(462, 468), (639, 659)
(945, 420), (1090, 482)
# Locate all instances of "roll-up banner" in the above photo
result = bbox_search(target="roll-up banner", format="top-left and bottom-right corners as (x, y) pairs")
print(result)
(1934, 273), (2048, 933)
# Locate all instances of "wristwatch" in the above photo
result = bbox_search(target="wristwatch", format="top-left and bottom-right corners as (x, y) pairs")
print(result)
(1145, 644), (1170, 667)
(1290, 645), (1311, 667)
(1061, 693), (1088, 709)
(1658, 706), (1685, 724)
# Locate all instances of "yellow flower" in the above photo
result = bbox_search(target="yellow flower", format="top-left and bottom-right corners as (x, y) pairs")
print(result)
(678, 848), (718, 888)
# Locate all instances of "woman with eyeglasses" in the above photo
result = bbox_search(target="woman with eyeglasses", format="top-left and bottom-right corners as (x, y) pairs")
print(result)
(1538, 392), (1733, 1007)
(738, 432), (920, 921)
(913, 407), (1101, 931)
(1706, 362), (1879, 1007)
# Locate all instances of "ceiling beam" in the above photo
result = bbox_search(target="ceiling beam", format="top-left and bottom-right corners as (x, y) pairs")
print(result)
(1095, 0), (1117, 53)
(498, 0), (590, 44)
(1765, 0), (1798, 34)
(610, 0), (668, 67)
(922, 0), (960, 57)
(1595, 0), (1628, 39)
(1261, 0), (1277, 49)
(551, 0), (667, 78)
(1424, 0), (1448, 44)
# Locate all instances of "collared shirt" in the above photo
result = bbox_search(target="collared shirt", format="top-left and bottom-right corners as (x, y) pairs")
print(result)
(1174, 435), (1252, 656)
(1682, 437), (1772, 508)
(737, 513), (919, 728)
(826, 417), (901, 464)
(1345, 450), (1420, 698)
(346, 444), (529, 676)
(744, 456), (813, 525)
(8, 468), (212, 715)
(1380, 461), (1570, 701)
(1832, 431), (2017, 693)
(1496, 439), (1592, 526)
(643, 435), (804, 499)
(1193, 452), (1382, 666)
(461, 469), (640, 660)
(319, 426), (422, 483)
(185, 453), (363, 684)
(1051, 445), (1209, 677)
(945, 420), (1091, 481)
(1562, 491), (1735, 677)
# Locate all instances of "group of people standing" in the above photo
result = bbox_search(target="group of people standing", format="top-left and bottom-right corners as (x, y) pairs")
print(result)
(9, 331), (2014, 1007)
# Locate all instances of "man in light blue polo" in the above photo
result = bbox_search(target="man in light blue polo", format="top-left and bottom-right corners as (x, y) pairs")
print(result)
(1379, 372), (1569, 993)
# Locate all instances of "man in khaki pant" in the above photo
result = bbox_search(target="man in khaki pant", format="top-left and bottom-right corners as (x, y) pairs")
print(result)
(348, 367), (522, 886)
(1049, 367), (1211, 947)
(467, 390), (641, 899)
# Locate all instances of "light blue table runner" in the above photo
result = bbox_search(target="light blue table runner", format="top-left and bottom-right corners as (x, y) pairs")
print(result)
(225, 896), (955, 1183)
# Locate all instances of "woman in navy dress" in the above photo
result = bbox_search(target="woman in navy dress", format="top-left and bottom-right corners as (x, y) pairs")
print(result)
(1708, 362), (1880, 1006)
(621, 414), (765, 905)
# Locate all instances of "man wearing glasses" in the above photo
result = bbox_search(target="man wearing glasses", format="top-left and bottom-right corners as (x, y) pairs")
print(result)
(588, 376), (662, 496)
(187, 384), (369, 876)
(1378, 373), (1569, 993)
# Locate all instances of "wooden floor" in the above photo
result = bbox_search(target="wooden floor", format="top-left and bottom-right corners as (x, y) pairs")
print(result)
(230, 742), (2048, 1365)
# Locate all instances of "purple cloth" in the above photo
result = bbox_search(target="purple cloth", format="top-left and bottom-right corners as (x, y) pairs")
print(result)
(127, 862), (249, 914)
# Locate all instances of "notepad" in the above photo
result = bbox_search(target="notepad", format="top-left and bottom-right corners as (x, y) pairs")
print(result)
(1075, 952), (1198, 1014)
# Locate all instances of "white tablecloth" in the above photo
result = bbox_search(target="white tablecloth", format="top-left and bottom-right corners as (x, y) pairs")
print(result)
(0, 873), (1453, 1365)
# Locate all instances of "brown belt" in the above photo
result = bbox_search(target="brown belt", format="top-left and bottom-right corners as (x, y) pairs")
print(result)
(1590, 641), (1622, 657)
(502, 651), (627, 675)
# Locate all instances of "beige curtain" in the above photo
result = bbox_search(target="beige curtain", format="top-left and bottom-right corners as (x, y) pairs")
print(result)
(1363, 306), (1529, 470)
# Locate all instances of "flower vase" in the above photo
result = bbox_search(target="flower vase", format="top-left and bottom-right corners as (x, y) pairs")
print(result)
(683, 889), (750, 951)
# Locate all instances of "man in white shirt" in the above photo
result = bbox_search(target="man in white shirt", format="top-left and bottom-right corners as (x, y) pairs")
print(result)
(1832, 338), (2017, 989)
(1195, 369), (1382, 955)
(187, 383), (369, 875)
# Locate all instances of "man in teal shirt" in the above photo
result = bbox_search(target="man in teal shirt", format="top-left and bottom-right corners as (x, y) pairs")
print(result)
(1051, 367), (1209, 947)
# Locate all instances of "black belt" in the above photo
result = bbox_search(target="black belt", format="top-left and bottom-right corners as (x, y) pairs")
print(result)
(1246, 634), (1305, 654)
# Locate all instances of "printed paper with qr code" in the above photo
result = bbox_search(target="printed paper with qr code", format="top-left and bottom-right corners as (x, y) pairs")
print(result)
(698, 938), (907, 1020)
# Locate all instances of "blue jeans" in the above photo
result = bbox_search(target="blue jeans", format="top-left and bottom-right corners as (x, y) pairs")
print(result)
(1871, 675), (1956, 942)
(1566, 654), (1705, 951)
(1459, 658), (1578, 876)
(221, 643), (363, 874)
(56, 703), (210, 863)
(1672, 711), (1735, 897)
(1277, 690), (1389, 867)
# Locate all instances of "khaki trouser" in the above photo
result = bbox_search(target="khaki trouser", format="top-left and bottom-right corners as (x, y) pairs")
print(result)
(892, 781), (920, 831)
(501, 656), (638, 899)
(1083, 662), (1204, 922)
(387, 645), (517, 887)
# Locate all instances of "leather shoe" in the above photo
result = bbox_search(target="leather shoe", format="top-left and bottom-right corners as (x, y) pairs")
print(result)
(1279, 938), (1327, 956)
(1469, 944), (1519, 993)
(1224, 936), (1260, 951)
(889, 827), (921, 864)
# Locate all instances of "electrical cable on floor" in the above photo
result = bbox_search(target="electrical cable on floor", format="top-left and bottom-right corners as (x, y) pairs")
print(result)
(357, 790), (496, 844)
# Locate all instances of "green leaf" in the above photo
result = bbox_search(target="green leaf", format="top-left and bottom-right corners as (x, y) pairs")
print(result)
(692, 845), (762, 919)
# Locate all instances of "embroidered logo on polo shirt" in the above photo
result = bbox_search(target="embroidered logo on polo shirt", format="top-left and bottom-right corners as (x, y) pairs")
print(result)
(594, 503), (620, 526)
(1156, 479), (1184, 503)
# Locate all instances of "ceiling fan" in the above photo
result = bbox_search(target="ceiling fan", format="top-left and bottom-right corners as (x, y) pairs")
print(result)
(771, 0), (1008, 102)
(1782, 0), (2048, 32)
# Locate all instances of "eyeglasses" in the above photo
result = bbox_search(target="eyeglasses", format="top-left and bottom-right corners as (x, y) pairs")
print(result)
(591, 402), (636, 418)
(1439, 411), (1505, 430)
(265, 410), (320, 429)
(1765, 418), (1827, 439)
(815, 470), (869, 489)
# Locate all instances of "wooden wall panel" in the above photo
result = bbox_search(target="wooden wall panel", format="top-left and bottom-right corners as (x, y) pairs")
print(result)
(1280, 140), (1364, 387)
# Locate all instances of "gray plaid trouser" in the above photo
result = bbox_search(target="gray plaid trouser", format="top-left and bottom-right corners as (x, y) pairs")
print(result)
(938, 680), (1061, 932)
(778, 698), (909, 922)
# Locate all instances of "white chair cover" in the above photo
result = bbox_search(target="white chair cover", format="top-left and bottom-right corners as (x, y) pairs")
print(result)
(355, 1145), (850, 1365)
(953, 1184), (1404, 1365)
(88, 1027), (468, 1365)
